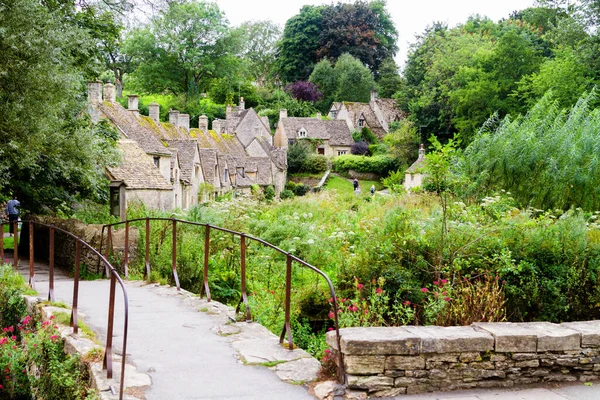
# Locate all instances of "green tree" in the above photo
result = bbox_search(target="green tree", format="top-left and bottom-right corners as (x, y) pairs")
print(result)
(309, 59), (337, 113)
(236, 20), (281, 87)
(376, 58), (402, 98)
(333, 53), (374, 102)
(0, 0), (120, 212)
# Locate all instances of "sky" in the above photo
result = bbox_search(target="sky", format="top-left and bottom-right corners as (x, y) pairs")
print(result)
(213, 0), (537, 67)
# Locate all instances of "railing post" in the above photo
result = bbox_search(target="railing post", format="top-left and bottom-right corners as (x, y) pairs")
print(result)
(279, 254), (293, 349)
(123, 221), (129, 279)
(70, 241), (81, 334)
(172, 219), (180, 291)
(236, 234), (251, 321)
(201, 225), (211, 301)
(0, 222), (4, 262)
(13, 221), (18, 269)
(145, 218), (150, 279)
(48, 227), (55, 302)
(28, 221), (35, 289)
(103, 271), (116, 379)
(105, 226), (112, 278)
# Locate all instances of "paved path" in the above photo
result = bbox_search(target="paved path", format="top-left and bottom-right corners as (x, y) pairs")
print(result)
(10, 253), (600, 400)
(13, 255), (315, 400)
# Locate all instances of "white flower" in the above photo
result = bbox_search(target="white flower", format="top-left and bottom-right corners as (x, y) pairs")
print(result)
(307, 239), (315, 245)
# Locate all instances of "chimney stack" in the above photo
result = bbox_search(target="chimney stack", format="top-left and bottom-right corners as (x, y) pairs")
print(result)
(213, 119), (222, 134)
(226, 105), (232, 119)
(148, 102), (160, 123)
(316, 112), (322, 119)
(198, 115), (208, 131)
(87, 81), (102, 104)
(370, 90), (378, 105)
(178, 114), (190, 132)
(127, 95), (139, 112)
(279, 109), (288, 121)
(419, 143), (425, 156)
(239, 97), (245, 110)
(169, 110), (180, 125)
(103, 83), (116, 103)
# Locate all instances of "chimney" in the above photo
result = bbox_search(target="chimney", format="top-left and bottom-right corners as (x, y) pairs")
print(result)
(103, 83), (116, 103)
(316, 112), (322, 119)
(87, 81), (102, 104)
(279, 109), (288, 120)
(148, 102), (160, 123)
(198, 115), (208, 131)
(239, 97), (245, 110)
(169, 110), (180, 125)
(127, 95), (139, 112)
(226, 105), (232, 119)
(370, 90), (378, 103)
(178, 114), (190, 132)
(419, 143), (425, 156)
(213, 119), (222, 134)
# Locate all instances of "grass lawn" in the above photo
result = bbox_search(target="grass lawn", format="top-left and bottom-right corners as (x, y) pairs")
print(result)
(3, 235), (18, 250)
(325, 175), (385, 193)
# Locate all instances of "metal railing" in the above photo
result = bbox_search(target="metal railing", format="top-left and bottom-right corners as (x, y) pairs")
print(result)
(1, 219), (129, 399)
(99, 217), (346, 383)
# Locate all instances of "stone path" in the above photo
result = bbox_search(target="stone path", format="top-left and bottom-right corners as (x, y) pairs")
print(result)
(12, 254), (318, 400)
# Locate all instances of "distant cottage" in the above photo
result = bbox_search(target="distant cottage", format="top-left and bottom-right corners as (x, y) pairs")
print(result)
(328, 91), (403, 139)
(87, 81), (286, 219)
(404, 144), (426, 191)
(273, 110), (354, 157)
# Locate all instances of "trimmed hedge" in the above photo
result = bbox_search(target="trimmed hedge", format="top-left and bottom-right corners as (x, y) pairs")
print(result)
(332, 155), (398, 176)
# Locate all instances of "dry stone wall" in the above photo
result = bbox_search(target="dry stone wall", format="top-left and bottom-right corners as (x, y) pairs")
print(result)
(326, 321), (600, 397)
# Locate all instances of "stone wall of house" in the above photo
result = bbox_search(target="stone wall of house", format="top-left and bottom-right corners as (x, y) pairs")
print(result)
(21, 217), (137, 276)
(326, 322), (600, 397)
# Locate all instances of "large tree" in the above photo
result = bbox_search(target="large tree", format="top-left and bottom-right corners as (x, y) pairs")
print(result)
(0, 0), (119, 213)
(236, 20), (281, 87)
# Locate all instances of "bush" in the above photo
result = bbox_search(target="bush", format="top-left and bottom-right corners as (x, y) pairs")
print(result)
(263, 185), (276, 201)
(280, 189), (295, 200)
(284, 181), (297, 191)
(382, 169), (404, 193)
(287, 142), (311, 173)
(293, 184), (311, 196)
(332, 154), (398, 175)
(351, 141), (369, 155)
(302, 155), (328, 174)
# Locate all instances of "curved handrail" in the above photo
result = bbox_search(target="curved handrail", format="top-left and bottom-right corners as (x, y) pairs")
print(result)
(1, 219), (129, 399)
(101, 217), (345, 383)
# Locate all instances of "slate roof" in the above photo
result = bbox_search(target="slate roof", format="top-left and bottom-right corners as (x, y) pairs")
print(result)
(281, 118), (354, 146)
(96, 103), (171, 156)
(106, 140), (172, 190)
(343, 102), (387, 138)
(198, 148), (218, 187)
(166, 140), (198, 184)
(406, 145), (426, 173)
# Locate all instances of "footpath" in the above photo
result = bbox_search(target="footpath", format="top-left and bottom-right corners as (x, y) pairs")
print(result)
(9, 252), (600, 400)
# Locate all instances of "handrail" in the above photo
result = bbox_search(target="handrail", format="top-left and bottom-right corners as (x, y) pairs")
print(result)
(101, 217), (345, 383)
(1, 219), (129, 400)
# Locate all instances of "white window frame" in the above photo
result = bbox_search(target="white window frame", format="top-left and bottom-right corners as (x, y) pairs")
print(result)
(337, 150), (347, 156)
(298, 127), (307, 138)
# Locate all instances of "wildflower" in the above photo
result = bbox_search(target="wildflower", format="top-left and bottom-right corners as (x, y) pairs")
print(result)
(433, 281), (438, 285)
(441, 279), (448, 285)
(10, 336), (15, 341)
(328, 298), (333, 303)
(421, 288), (429, 293)
(403, 301), (411, 306)
(0, 384), (3, 389)
(42, 321), (50, 327)
(328, 311), (335, 319)
(444, 297), (451, 302)
(357, 283), (365, 290)
(442, 291), (447, 295)
(376, 288), (383, 295)
(327, 327), (334, 331)
(50, 335), (58, 341)
(50, 316), (54, 320)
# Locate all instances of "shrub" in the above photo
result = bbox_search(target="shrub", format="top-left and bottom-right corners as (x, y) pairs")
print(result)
(284, 181), (297, 191)
(382, 169), (404, 193)
(287, 142), (311, 173)
(263, 185), (275, 201)
(293, 184), (311, 196)
(302, 155), (328, 174)
(280, 190), (295, 200)
(351, 141), (369, 155)
(332, 154), (398, 175)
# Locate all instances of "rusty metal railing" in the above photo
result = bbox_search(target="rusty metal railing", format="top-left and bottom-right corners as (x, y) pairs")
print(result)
(1, 219), (129, 399)
(99, 217), (345, 383)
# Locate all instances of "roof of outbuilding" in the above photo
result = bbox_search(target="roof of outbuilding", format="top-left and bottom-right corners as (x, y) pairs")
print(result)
(406, 145), (426, 173)
(280, 118), (354, 146)
(106, 140), (172, 190)
(166, 140), (198, 183)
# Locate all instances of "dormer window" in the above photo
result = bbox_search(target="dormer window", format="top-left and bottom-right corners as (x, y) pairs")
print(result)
(358, 118), (365, 127)
(331, 110), (338, 118)
(298, 127), (307, 139)
(153, 156), (160, 168)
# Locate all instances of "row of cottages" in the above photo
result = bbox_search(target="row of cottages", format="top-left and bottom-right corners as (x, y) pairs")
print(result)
(273, 109), (354, 156)
(328, 91), (403, 139)
(87, 81), (286, 220)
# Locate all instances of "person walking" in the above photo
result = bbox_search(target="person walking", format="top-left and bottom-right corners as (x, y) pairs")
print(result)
(353, 178), (359, 193)
(5, 195), (20, 236)
(370, 185), (375, 196)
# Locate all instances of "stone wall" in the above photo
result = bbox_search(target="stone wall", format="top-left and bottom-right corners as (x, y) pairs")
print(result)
(326, 321), (600, 397)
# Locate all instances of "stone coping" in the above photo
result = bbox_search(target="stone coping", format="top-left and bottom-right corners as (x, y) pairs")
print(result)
(326, 321), (600, 356)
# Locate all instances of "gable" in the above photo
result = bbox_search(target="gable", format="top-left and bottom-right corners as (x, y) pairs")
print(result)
(246, 139), (269, 158)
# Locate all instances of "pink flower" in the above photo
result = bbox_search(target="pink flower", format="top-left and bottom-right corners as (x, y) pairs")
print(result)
(328, 311), (335, 319)
(421, 288), (429, 293)
(324, 349), (331, 354)
(442, 291), (447, 295)
(328, 298), (333, 303)
(441, 279), (448, 285)
(0, 383), (3, 389)
(433, 281), (438, 285)
(42, 321), (50, 326)
(375, 287), (383, 295)
(357, 283), (365, 290)
(10, 336), (16, 341)
(327, 327), (334, 331)
(50, 335), (58, 341)
(402, 300), (411, 306)
(49, 316), (54, 320)
(444, 297), (451, 302)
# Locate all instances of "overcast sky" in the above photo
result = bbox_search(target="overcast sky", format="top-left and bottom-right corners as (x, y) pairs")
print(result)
(213, 0), (536, 67)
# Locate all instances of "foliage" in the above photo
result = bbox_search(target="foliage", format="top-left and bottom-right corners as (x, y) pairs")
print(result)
(280, 190), (295, 200)
(353, 127), (378, 144)
(332, 155), (398, 176)
(383, 120), (420, 167)
(235, 20), (281, 87)
(376, 58), (402, 98)
(302, 155), (328, 174)
(287, 142), (311, 174)
(381, 169), (404, 193)
(285, 81), (323, 103)
(461, 92), (600, 211)
(351, 141), (370, 156)
(0, 0), (120, 213)
(0, 264), (28, 331)
(332, 54), (375, 103)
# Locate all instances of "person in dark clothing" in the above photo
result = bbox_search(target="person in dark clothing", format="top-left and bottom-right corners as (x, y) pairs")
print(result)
(5, 195), (20, 236)
(353, 178), (359, 192)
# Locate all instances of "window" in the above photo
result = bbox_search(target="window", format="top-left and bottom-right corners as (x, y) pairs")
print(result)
(237, 167), (245, 177)
(318, 147), (325, 155)
(224, 168), (228, 182)
(298, 128), (307, 138)
(331, 110), (338, 118)
(337, 150), (347, 156)
(195, 166), (200, 178)
(153, 156), (160, 168)
(358, 118), (365, 127)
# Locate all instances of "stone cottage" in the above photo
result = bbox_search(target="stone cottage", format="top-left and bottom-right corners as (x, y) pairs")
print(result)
(273, 110), (354, 157)
(87, 81), (287, 218)
(328, 91), (403, 139)
(404, 144), (426, 191)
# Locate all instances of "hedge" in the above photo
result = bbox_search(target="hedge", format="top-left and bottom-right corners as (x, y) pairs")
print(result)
(332, 155), (398, 176)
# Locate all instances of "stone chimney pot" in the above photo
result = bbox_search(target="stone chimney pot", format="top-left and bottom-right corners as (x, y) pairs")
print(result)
(127, 95), (139, 111)
(198, 115), (208, 131)
(239, 97), (245, 110)
(213, 119), (222, 134)
(169, 110), (180, 125)
(148, 102), (160, 123)
(87, 81), (102, 104)
(316, 112), (322, 119)
(178, 114), (190, 132)
(279, 109), (288, 120)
